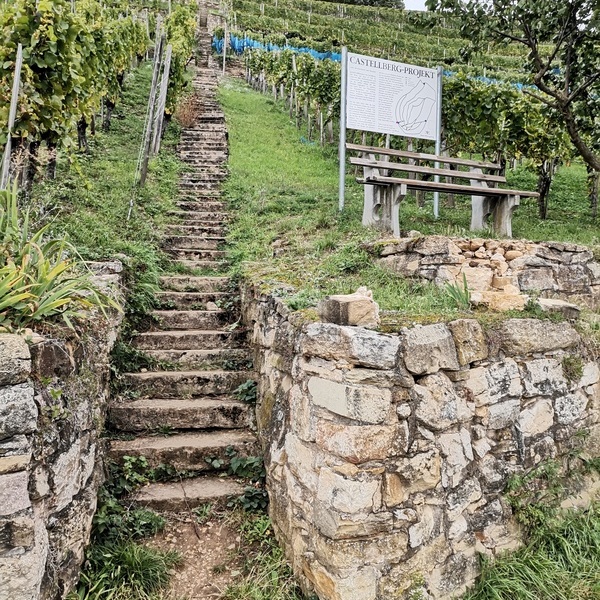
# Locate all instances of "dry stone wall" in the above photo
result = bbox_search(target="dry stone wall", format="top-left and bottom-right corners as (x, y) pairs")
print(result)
(0, 264), (122, 600)
(242, 284), (600, 600)
(370, 235), (600, 312)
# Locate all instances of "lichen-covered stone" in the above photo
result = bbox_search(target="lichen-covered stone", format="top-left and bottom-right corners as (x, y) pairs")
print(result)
(499, 319), (580, 355)
(0, 335), (31, 386)
(0, 384), (37, 441)
(448, 319), (488, 366)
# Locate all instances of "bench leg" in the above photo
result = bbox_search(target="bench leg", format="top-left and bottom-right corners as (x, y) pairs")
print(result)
(470, 194), (495, 231)
(362, 164), (379, 227)
(391, 184), (406, 238)
(493, 195), (520, 238)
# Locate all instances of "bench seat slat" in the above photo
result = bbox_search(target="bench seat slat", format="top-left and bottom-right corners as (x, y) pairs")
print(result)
(349, 157), (507, 184)
(365, 175), (540, 198)
(346, 142), (502, 171)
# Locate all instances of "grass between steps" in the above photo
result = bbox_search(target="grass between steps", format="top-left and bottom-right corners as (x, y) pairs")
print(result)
(218, 76), (599, 322)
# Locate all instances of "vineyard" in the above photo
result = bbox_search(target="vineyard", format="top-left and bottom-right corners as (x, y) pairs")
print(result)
(215, 0), (598, 219)
(0, 0), (196, 187)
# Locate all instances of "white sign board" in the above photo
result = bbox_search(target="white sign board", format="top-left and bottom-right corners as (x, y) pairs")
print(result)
(346, 52), (439, 141)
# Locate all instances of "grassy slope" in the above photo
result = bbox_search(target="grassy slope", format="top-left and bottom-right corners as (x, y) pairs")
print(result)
(31, 63), (181, 292)
(220, 77), (598, 321)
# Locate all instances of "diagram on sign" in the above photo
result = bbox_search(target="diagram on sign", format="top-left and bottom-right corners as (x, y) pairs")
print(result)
(394, 80), (437, 137)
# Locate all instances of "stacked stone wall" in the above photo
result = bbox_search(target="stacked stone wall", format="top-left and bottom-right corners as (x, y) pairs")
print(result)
(372, 235), (600, 311)
(0, 264), (122, 600)
(242, 284), (600, 599)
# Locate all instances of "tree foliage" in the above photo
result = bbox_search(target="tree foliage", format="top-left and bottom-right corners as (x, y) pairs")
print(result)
(426, 0), (600, 172)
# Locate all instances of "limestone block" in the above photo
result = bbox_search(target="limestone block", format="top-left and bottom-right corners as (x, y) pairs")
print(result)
(311, 530), (409, 571)
(290, 384), (316, 442)
(408, 505), (442, 548)
(537, 298), (581, 320)
(0, 335), (31, 386)
(318, 289), (380, 330)
(554, 264), (591, 293)
(284, 434), (319, 492)
(438, 429), (472, 488)
(313, 502), (393, 540)
(345, 328), (400, 369)
(316, 468), (382, 514)
(305, 562), (379, 600)
(518, 399), (554, 437)
(504, 250), (523, 261)
(580, 363), (600, 388)
(378, 253), (421, 277)
(50, 439), (82, 513)
(461, 266), (494, 293)
(0, 383), (37, 441)
(517, 268), (555, 292)
(412, 372), (473, 430)
(449, 515), (469, 540)
(307, 377), (392, 424)
(499, 319), (580, 355)
(488, 292), (528, 312)
(402, 324), (460, 375)
(0, 471), (31, 516)
(315, 421), (397, 463)
(484, 399), (521, 430)
(394, 449), (442, 496)
(554, 391), (588, 425)
(447, 478), (482, 518)
(520, 358), (567, 397)
(468, 499), (505, 532)
(430, 548), (480, 598)
(0, 454), (30, 475)
(414, 235), (462, 256)
(448, 319), (488, 366)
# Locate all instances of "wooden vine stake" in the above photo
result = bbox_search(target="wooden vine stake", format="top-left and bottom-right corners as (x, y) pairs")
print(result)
(152, 44), (173, 156)
(0, 44), (23, 190)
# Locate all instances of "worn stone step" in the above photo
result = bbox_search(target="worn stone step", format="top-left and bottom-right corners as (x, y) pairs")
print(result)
(155, 290), (232, 308)
(170, 211), (229, 223)
(181, 171), (227, 180)
(171, 249), (226, 262)
(109, 397), (252, 431)
(109, 430), (258, 471)
(132, 476), (245, 511)
(159, 275), (231, 292)
(175, 259), (227, 271)
(177, 201), (226, 212)
(144, 348), (251, 370)
(133, 329), (242, 351)
(152, 310), (230, 330)
(164, 235), (225, 250)
(166, 224), (226, 236)
(121, 369), (251, 398)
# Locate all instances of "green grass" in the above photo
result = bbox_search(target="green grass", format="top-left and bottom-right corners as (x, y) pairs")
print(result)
(220, 77), (599, 321)
(29, 63), (183, 321)
(463, 504), (600, 600)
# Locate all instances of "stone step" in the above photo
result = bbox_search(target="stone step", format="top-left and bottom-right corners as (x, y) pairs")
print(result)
(121, 369), (251, 398)
(170, 211), (229, 223)
(144, 348), (251, 371)
(155, 290), (232, 309)
(109, 430), (258, 471)
(175, 259), (227, 271)
(109, 397), (252, 431)
(164, 236), (225, 250)
(159, 275), (231, 292)
(132, 476), (245, 511)
(133, 329), (242, 351)
(166, 224), (226, 237)
(171, 249), (226, 262)
(181, 171), (227, 179)
(152, 309), (230, 330)
(177, 201), (226, 212)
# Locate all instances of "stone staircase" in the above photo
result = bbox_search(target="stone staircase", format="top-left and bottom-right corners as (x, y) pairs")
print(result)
(108, 52), (258, 511)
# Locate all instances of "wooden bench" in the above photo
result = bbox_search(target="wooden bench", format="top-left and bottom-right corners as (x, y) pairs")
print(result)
(347, 143), (540, 238)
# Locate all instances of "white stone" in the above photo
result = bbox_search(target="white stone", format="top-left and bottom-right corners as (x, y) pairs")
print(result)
(50, 439), (82, 513)
(520, 359), (567, 397)
(449, 515), (468, 540)
(554, 391), (588, 425)
(580, 363), (600, 388)
(0, 471), (31, 516)
(409, 506), (439, 548)
(308, 377), (392, 424)
(413, 372), (473, 431)
(486, 399), (521, 429)
(317, 468), (382, 514)
(438, 432), (470, 488)
(518, 399), (554, 437)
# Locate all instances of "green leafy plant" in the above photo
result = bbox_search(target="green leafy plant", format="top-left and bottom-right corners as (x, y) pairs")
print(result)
(229, 455), (266, 482)
(444, 273), (471, 310)
(0, 184), (118, 330)
(234, 379), (258, 404)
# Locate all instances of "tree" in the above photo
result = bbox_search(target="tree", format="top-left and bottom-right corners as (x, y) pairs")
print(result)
(426, 0), (600, 174)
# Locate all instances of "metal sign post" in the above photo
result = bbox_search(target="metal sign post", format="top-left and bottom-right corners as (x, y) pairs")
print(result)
(433, 65), (443, 218)
(338, 46), (348, 212)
